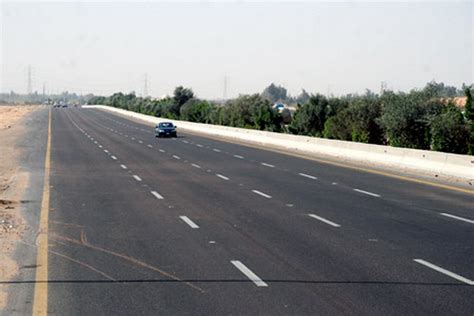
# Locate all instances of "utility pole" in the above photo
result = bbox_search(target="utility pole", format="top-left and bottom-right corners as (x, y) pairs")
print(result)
(27, 65), (32, 94)
(223, 75), (228, 100)
(380, 81), (387, 94)
(144, 73), (148, 97)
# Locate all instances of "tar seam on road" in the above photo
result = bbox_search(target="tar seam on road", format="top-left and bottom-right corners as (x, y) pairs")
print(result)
(33, 108), (52, 316)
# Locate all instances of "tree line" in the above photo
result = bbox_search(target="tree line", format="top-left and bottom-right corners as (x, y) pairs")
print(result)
(87, 81), (474, 155)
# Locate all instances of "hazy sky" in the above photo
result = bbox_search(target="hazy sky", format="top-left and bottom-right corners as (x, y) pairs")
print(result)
(1, 1), (472, 99)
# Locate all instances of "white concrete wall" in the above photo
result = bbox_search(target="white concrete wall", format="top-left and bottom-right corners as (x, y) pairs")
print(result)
(83, 105), (474, 182)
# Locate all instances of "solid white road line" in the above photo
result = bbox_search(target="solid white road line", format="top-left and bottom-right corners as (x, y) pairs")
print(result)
(413, 259), (474, 285)
(233, 155), (244, 159)
(179, 216), (199, 229)
(308, 214), (341, 227)
(261, 162), (275, 168)
(440, 213), (474, 224)
(298, 173), (317, 180)
(213, 148), (221, 152)
(172, 155), (181, 160)
(120, 164), (127, 169)
(191, 163), (201, 169)
(216, 174), (230, 181)
(252, 190), (272, 199)
(111, 156), (117, 160)
(133, 175), (142, 182)
(231, 260), (268, 287)
(353, 189), (380, 197)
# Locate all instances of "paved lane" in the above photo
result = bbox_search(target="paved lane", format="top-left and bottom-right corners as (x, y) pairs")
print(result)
(44, 108), (473, 315)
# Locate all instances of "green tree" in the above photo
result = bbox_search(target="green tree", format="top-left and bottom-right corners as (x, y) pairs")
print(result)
(464, 87), (474, 154)
(430, 104), (469, 154)
(378, 91), (442, 149)
(180, 99), (214, 123)
(261, 83), (288, 103)
(170, 86), (194, 117)
(289, 94), (328, 136)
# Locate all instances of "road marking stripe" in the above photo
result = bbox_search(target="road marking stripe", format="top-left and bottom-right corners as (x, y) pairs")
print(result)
(231, 261), (268, 287)
(159, 149), (165, 153)
(298, 173), (317, 180)
(151, 191), (164, 200)
(353, 189), (380, 197)
(133, 175), (142, 181)
(179, 216), (199, 228)
(147, 144), (153, 148)
(196, 144), (203, 147)
(261, 162), (275, 168)
(131, 137), (135, 140)
(138, 140), (143, 144)
(111, 156), (117, 160)
(252, 190), (272, 199)
(104, 149), (109, 153)
(308, 214), (341, 227)
(120, 164), (127, 169)
(182, 140), (189, 144)
(191, 163), (201, 169)
(233, 154), (244, 159)
(98, 145), (103, 148)
(213, 148), (221, 152)
(32, 109), (52, 316)
(172, 155), (181, 160)
(216, 174), (230, 181)
(414, 259), (474, 285)
(440, 213), (474, 224)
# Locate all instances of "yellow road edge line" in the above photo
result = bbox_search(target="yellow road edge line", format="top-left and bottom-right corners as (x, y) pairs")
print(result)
(32, 109), (51, 316)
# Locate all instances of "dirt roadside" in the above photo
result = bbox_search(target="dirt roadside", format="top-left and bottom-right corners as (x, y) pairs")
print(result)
(0, 105), (44, 310)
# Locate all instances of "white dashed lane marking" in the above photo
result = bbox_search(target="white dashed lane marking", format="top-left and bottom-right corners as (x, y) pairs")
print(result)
(298, 173), (317, 180)
(231, 261), (268, 287)
(252, 190), (272, 199)
(151, 191), (164, 200)
(179, 216), (199, 229)
(133, 175), (142, 182)
(308, 214), (341, 227)
(353, 189), (380, 197)
(414, 259), (474, 285)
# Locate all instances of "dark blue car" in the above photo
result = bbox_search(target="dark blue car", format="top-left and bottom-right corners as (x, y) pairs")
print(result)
(155, 122), (177, 138)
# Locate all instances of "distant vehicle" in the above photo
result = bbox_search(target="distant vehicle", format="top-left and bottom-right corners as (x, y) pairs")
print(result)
(273, 103), (286, 113)
(155, 122), (177, 138)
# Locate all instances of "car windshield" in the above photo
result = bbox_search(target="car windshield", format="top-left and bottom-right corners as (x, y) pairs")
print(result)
(158, 123), (173, 128)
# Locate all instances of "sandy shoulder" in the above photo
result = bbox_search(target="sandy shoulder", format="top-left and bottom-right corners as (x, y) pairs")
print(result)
(0, 105), (44, 309)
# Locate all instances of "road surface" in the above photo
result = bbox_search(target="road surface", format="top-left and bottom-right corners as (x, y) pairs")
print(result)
(23, 107), (474, 314)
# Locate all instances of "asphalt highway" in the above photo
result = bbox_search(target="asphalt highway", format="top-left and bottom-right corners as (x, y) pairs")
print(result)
(41, 107), (473, 315)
